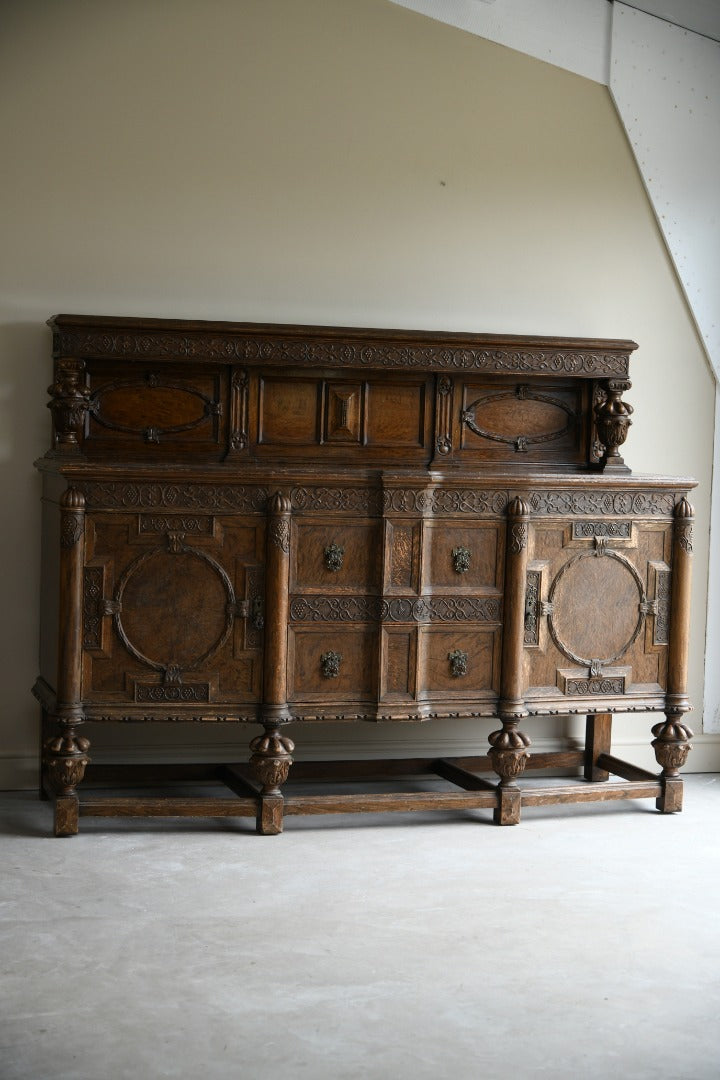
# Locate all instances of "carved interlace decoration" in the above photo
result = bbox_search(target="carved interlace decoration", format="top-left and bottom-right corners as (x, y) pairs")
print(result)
(524, 570), (542, 645)
(77, 481), (268, 513)
(289, 595), (501, 623)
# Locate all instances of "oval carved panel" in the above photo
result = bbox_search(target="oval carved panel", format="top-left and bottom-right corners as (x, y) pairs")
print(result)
(462, 386), (575, 452)
(90, 376), (218, 441)
(548, 549), (645, 668)
(115, 545), (234, 672)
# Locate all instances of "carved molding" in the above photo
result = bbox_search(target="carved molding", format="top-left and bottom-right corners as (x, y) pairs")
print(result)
(229, 367), (249, 451)
(54, 327), (632, 378)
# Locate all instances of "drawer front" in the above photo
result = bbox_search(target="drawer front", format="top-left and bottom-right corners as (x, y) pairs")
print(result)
(292, 521), (381, 592)
(287, 627), (377, 701)
(419, 628), (500, 698)
(424, 522), (504, 591)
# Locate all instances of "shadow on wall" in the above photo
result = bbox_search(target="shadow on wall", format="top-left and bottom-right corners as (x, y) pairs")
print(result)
(0, 320), (52, 765)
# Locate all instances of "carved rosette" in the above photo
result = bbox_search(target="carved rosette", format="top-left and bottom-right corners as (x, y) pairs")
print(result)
(595, 379), (633, 471)
(249, 728), (295, 795)
(43, 734), (91, 796)
(651, 718), (693, 777)
(488, 727), (531, 787)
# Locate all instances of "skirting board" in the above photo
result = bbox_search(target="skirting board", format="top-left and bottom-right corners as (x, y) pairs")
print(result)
(4, 734), (720, 791)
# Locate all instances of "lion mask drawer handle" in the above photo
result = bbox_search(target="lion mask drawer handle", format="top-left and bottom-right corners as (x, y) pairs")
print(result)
(323, 543), (345, 572)
(451, 547), (471, 574)
(320, 651), (342, 678)
(448, 649), (468, 678)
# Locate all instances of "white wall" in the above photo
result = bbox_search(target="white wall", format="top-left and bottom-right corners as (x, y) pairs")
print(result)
(0, 0), (716, 787)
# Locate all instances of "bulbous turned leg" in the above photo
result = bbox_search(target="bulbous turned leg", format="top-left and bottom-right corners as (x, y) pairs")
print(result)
(652, 716), (693, 813)
(43, 730), (91, 837)
(249, 725), (295, 834)
(488, 724), (531, 825)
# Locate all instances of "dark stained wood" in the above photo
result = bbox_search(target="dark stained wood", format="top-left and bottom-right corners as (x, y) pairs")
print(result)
(585, 713), (613, 782)
(36, 316), (696, 834)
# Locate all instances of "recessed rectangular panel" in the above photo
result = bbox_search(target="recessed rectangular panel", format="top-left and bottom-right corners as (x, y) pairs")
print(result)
(324, 382), (363, 443)
(381, 628), (417, 699)
(420, 628), (499, 697)
(366, 383), (425, 448)
(288, 627), (376, 701)
(425, 522), (503, 590)
(258, 377), (319, 445)
(293, 521), (381, 592)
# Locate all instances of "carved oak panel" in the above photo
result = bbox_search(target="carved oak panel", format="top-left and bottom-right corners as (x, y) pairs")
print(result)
(80, 513), (264, 704)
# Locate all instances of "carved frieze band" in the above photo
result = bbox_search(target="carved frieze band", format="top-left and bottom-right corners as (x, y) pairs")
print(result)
(571, 520), (632, 539)
(135, 683), (211, 703)
(74, 481), (682, 521)
(289, 595), (501, 623)
(139, 514), (214, 535)
(54, 329), (631, 377)
(563, 676), (626, 696)
(76, 482), (268, 513)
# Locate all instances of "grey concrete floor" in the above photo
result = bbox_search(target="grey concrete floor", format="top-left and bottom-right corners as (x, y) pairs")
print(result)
(2, 775), (720, 1080)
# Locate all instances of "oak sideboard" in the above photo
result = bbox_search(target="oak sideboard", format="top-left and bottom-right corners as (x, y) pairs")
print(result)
(34, 315), (695, 834)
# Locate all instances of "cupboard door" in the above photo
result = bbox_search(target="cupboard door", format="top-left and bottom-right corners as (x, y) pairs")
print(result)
(523, 519), (672, 706)
(81, 512), (264, 708)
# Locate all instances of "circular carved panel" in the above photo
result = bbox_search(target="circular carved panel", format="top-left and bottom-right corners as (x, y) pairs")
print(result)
(548, 550), (645, 668)
(116, 546), (233, 671)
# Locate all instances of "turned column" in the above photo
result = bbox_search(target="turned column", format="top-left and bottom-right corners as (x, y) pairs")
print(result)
(489, 497), (531, 825)
(44, 488), (90, 836)
(250, 491), (294, 834)
(653, 498), (694, 813)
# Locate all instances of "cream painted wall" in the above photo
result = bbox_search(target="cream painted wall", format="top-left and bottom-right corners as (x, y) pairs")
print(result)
(0, 0), (716, 787)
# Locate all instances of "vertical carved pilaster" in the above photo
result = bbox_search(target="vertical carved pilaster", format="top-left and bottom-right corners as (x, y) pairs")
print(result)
(434, 375), (453, 458)
(45, 488), (89, 835)
(226, 367), (249, 457)
(253, 491), (293, 833)
(490, 497), (531, 824)
(654, 498), (694, 813)
(47, 359), (90, 455)
(595, 379), (633, 473)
